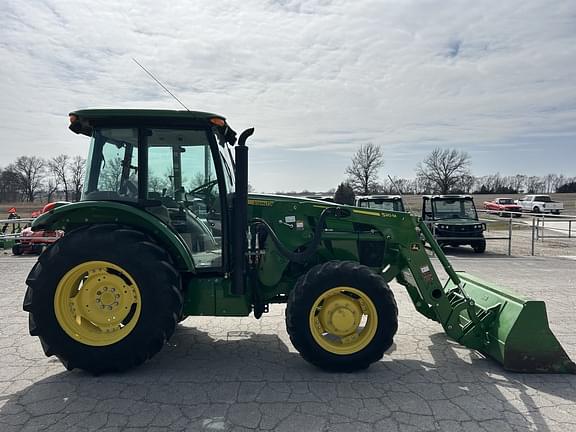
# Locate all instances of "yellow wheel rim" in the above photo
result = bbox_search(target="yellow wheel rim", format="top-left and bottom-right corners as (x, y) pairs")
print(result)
(54, 261), (141, 346)
(309, 286), (378, 355)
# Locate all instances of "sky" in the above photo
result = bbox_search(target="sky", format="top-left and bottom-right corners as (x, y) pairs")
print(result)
(1, 0), (575, 193)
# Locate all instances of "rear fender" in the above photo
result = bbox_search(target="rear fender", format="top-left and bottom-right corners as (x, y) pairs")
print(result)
(32, 201), (195, 272)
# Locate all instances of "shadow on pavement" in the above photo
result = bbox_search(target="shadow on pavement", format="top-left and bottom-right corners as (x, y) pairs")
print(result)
(2, 326), (575, 431)
(439, 246), (509, 258)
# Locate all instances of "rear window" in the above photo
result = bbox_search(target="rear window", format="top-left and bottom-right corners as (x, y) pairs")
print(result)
(535, 196), (552, 202)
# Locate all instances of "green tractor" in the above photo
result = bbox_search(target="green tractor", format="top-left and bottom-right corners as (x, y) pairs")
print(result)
(23, 109), (575, 374)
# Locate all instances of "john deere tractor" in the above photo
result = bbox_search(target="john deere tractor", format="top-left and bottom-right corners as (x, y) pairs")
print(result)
(23, 109), (575, 374)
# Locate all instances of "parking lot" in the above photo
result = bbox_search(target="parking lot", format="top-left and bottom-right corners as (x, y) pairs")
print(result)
(0, 254), (575, 432)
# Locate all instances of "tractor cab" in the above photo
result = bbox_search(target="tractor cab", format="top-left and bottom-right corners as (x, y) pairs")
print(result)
(71, 109), (238, 269)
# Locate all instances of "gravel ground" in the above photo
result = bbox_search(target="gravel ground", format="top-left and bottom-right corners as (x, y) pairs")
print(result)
(0, 255), (575, 432)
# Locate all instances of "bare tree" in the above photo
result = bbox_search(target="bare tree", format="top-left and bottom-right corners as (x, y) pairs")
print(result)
(49, 154), (71, 201)
(525, 176), (544, 193)
(511, 174), (526, 193)
(345, 143), (385, 194)
(416, 148), (471, 194)
(70, 156), (86, 201)
(456, 174), (476, 193)
(553, 174), (565, 192)
(13, 156), (45, 202)
(543, 173), (557, 193)
(45, 178), (60, 203)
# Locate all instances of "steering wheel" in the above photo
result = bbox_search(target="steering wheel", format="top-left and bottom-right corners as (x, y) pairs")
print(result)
(188, 179), (218, 197)
(185, 179), (218, 216)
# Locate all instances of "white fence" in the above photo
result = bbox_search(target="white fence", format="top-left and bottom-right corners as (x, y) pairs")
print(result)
(478, 210), (576, 256)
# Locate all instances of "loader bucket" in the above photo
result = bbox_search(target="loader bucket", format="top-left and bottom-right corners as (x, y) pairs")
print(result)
(445, 272), (576, 374)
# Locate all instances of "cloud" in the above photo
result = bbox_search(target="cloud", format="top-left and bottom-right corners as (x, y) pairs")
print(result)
(0, 0), (575, 191)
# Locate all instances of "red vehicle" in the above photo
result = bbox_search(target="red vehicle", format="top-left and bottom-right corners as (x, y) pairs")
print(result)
(12, 203), (65, 255)
(483, 197), (522, 217)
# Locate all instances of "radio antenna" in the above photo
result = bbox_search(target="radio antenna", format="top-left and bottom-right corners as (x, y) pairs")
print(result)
(388, 175), (414, 214)
(132, 58), (190, 111)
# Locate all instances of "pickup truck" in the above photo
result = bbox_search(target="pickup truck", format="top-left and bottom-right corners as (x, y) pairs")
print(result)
(516, 195), (563, 214)
(483, 198), (522, 217)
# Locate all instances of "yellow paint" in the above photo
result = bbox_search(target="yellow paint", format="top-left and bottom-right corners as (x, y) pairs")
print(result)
(353, 209), (398, 218)
(353, 209), (381, 217)
(248, 199), (274, 207)
(54, 261), (141, 346)
(308, 286), (378, 355)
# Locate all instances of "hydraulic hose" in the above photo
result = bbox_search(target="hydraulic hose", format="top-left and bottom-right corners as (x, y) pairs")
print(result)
(250, 207), (348, 264)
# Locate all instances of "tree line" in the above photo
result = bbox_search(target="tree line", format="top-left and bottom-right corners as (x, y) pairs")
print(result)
(0, 155), (86, 203)
(333, 144), (576, 205)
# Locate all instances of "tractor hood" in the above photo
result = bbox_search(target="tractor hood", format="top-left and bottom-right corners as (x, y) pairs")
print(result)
(248, 193), (340, 207)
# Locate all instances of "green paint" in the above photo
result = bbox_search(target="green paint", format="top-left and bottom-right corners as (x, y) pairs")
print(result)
(184, 276), (250, 316)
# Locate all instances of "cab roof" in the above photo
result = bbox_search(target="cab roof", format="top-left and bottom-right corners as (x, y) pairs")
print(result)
(357, 195), (402, 200)
(70, 109), (225, 122)
(68, 109), (233, 140)
(423, 194), (473, 200)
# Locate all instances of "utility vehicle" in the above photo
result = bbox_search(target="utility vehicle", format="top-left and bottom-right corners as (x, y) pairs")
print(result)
(355, 195), (405, 212)
(422, 195), (486, 253)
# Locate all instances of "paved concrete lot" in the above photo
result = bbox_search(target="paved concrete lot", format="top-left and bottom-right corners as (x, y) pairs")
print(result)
(0, 255), (575, 431)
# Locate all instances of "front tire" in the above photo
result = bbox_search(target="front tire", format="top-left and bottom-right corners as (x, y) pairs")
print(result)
(286, 261), (398, 372)
(472, 239), (486, 253)
(12, 244), (22, 255)
(23, 225), (182, 374)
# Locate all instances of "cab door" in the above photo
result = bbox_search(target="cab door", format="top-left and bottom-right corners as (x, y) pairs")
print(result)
(145, 128), (225, 270)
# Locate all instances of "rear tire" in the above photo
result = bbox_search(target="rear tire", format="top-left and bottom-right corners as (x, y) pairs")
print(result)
(286, 261), (398, 372)
(23, 224), (182, 374)
(533, 206), (540, 213)
(12, 244), (22, 255)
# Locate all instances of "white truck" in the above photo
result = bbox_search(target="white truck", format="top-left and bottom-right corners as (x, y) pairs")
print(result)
(516, 195), (563, 214)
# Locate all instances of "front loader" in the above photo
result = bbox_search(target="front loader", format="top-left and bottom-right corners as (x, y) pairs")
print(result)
(23, 109), (575, 374)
